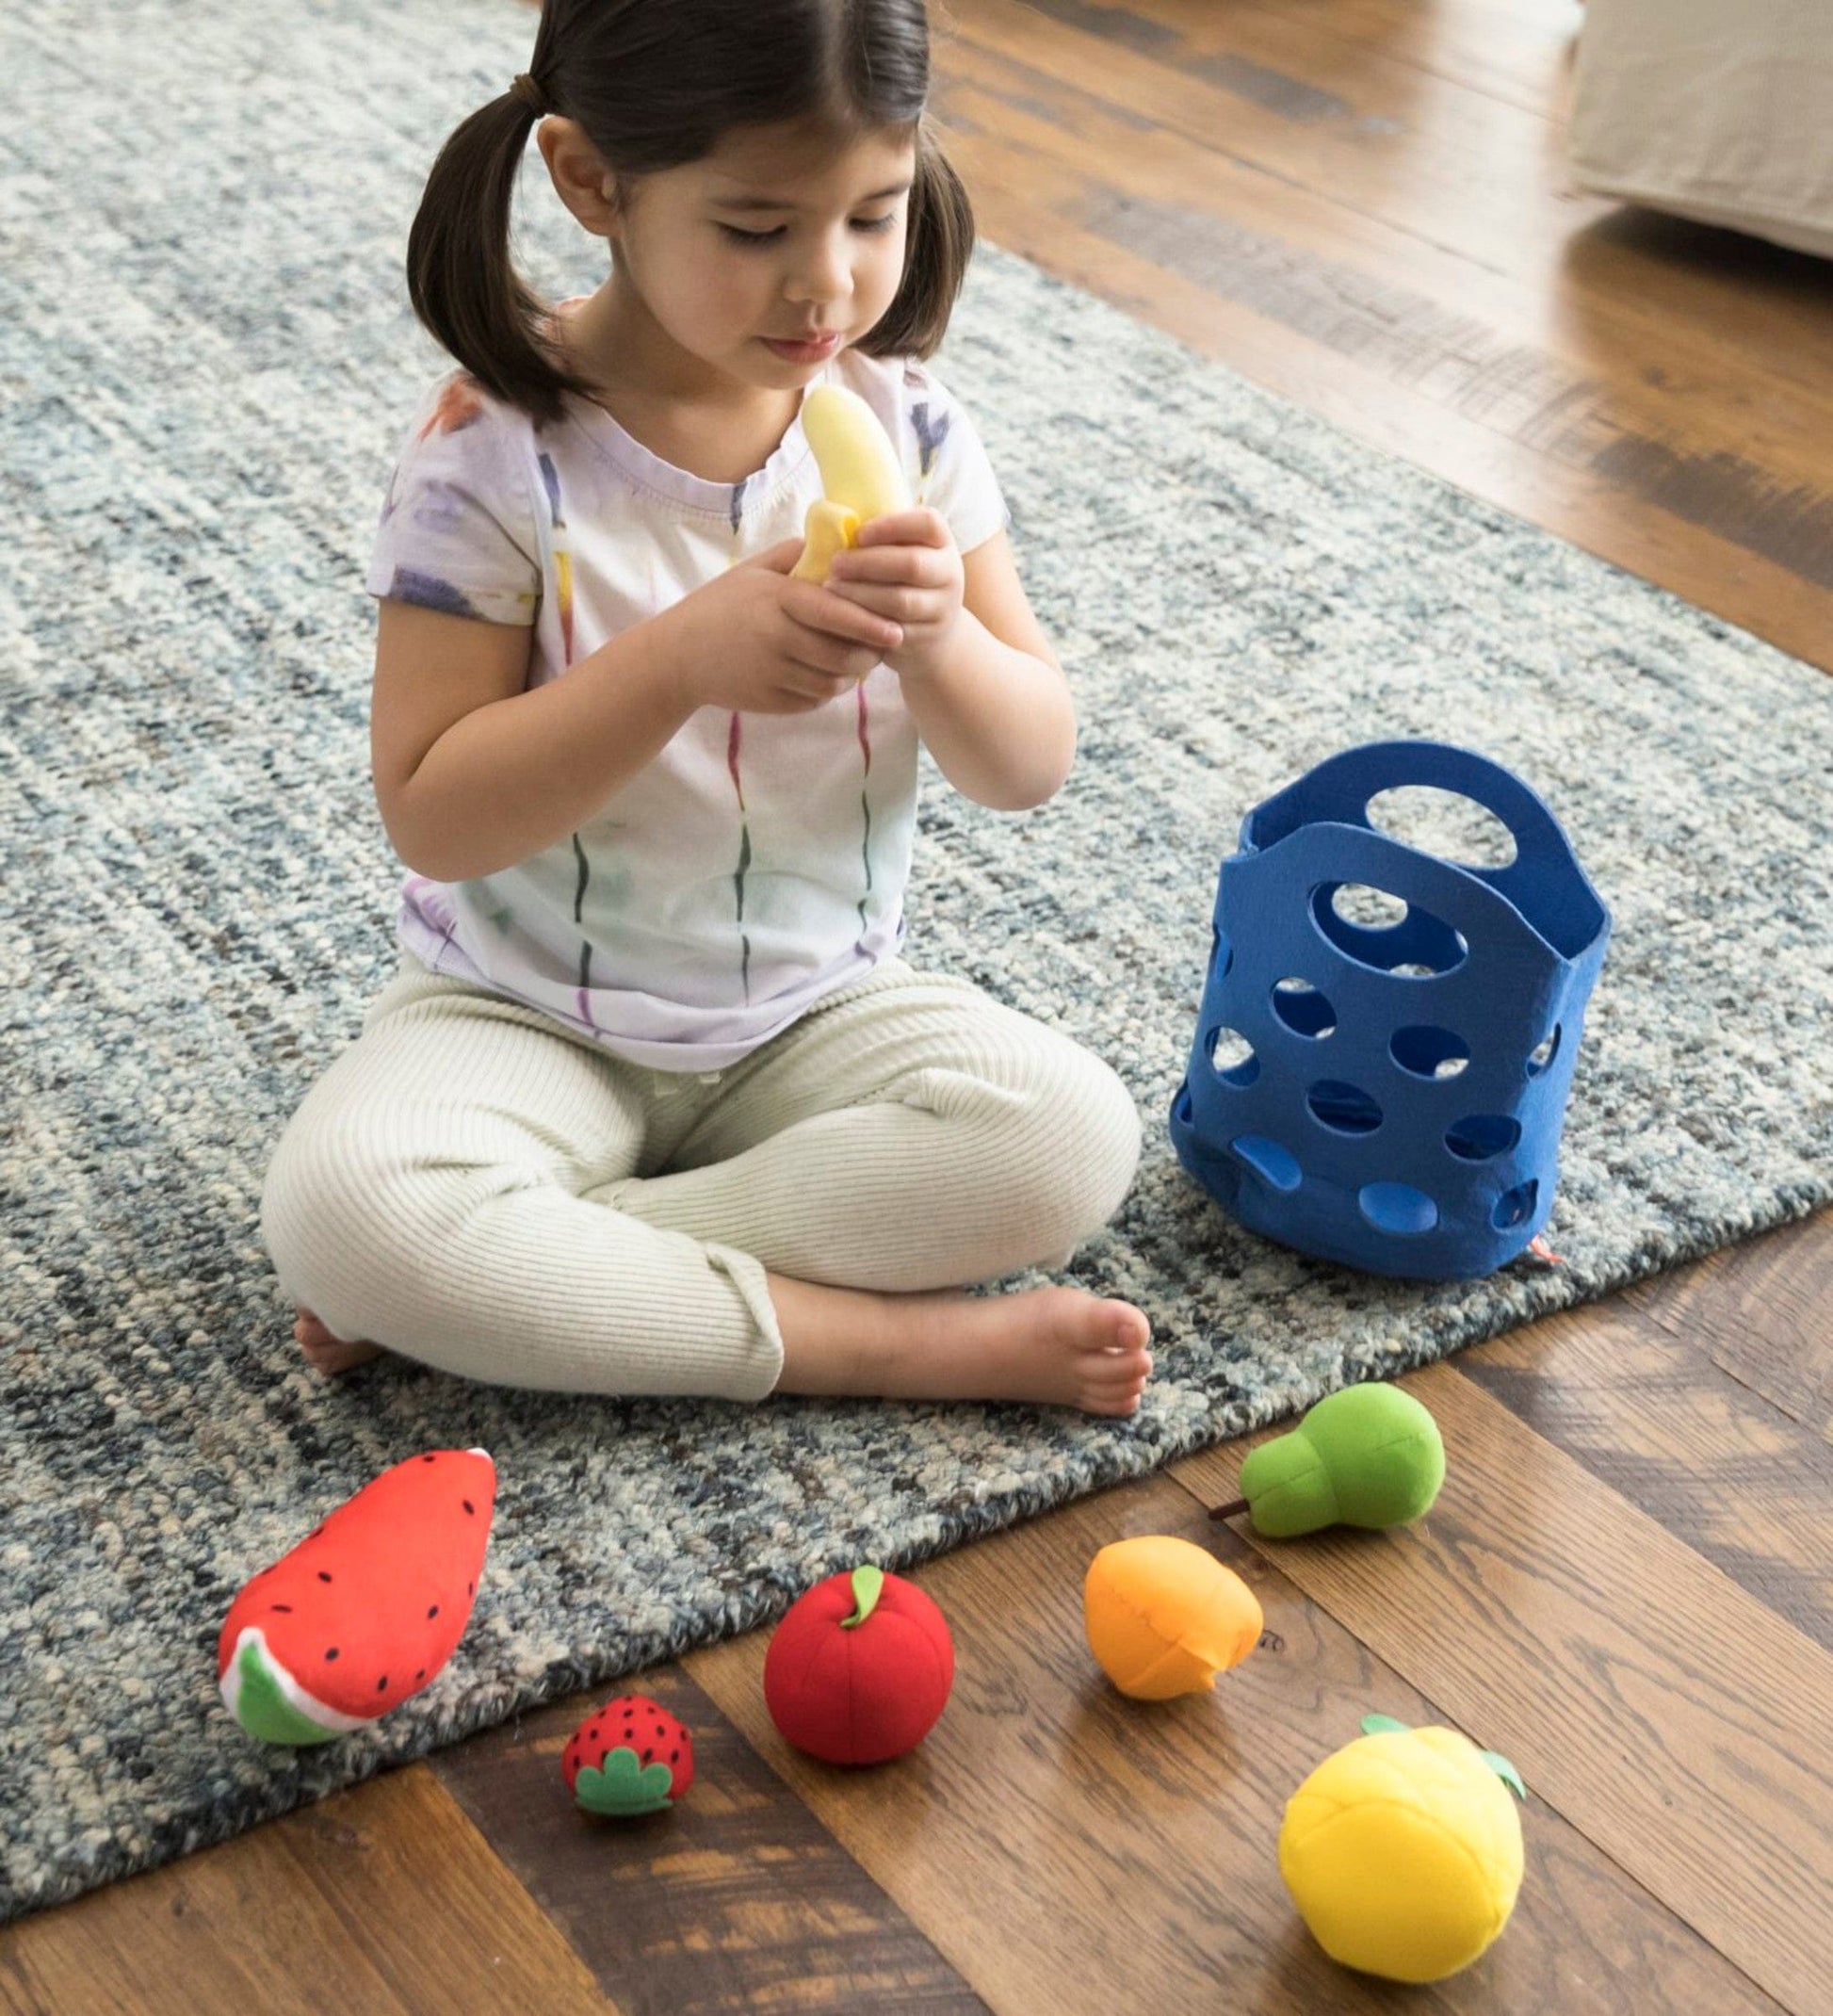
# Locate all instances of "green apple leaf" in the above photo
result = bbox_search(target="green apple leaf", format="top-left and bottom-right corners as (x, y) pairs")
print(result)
(843, 1565), (885, 1628)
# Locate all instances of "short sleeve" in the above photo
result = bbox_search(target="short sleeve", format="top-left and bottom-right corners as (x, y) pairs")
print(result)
(365, 374), (542, 626)
(902, 363), (1013, 557)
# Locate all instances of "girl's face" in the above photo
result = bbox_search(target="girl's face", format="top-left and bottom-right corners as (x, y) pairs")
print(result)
(601, 121), (919, 389)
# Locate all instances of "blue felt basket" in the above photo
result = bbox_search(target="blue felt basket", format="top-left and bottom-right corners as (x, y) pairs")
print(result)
(1169, 741), (1612, 1280)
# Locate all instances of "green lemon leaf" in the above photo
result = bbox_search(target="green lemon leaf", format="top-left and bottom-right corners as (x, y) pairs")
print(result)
(1480, 1749), (1527, 1800)
(1359, 1713), (1411, 1737)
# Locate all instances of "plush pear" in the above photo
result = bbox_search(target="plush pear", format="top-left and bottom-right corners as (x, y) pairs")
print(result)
(1213, 1384), (1445, 1538)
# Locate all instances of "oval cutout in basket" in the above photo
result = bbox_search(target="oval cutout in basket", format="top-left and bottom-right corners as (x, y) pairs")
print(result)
(1207, 1026), (1259, 1087)
(1272, 977), (1338, 1038)
(1232, 1135), (1303, 1194)
(1366, 785), (1518, 870)
(1310, 883), (1469, 978)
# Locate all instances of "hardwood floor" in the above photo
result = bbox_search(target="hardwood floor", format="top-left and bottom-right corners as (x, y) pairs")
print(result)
(4, 2), (1828, 2009)
(936, 0), (1833, 675)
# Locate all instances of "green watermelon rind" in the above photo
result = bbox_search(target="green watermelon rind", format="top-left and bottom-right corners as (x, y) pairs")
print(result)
(220, 1626), (372, 1746)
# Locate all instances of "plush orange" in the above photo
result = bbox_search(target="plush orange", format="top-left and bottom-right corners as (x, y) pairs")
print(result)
(1083, 1536), (1263, 1699)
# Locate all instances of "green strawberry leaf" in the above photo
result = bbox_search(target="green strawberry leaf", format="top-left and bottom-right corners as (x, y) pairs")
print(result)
(574, 1748), (676, 1817)
(1480, 1749), (1527, 1801)
(1359, 1714), (1411, 1737)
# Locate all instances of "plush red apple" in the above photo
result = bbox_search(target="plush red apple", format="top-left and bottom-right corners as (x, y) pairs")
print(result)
(762, 1564), (954, 1765)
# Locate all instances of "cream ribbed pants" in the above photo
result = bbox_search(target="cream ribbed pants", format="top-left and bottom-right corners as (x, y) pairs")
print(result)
(259, 951), (1144, 1401)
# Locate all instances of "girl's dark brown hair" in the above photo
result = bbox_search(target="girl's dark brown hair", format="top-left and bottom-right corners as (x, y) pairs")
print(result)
(407, 0), (974, 427)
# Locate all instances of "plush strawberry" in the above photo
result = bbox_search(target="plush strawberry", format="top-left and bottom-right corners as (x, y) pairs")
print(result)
(763, 1564), (954, 1766)
(217, 1448), (495, 1745)
(563, 1695), (695, 1815)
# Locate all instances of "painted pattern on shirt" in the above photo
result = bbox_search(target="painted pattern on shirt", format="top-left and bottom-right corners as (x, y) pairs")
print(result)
(365, 350), (1010, 1069)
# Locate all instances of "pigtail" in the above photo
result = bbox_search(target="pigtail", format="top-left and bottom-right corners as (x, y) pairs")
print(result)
(859, 114), (976, 363)
(406, 88), (598, 428)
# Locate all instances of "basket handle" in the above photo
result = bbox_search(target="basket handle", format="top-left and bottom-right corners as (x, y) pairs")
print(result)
(1241, 740), (1606, 960)
(1245, 740), (1560, 855)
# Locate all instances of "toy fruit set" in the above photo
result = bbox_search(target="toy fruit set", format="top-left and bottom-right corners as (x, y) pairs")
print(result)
(214, 1462), (958, 1783)
(215, 1383), (1522, 1985)
(1081, 1384), (1530, 1985)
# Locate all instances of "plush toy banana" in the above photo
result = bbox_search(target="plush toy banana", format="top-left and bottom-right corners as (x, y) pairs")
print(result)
(791, 385), (911, 583)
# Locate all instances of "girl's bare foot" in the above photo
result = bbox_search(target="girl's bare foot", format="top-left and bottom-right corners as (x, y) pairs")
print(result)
(294, 1281), (1157, 1413)
(770, 1276), (1154, 1416)
(294, 1307), (387, 1376)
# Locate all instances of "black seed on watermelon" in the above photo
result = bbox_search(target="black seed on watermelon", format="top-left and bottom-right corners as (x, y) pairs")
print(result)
(317, 1571), (332, 1583)
(462, 1501), (475, 1515)
(428, 1604), (439, 1618)
(272, 1603), (292, 1613)
(377, 1677), (387, 1692)
(326, 1648), (339, 1660)
(416, 1667), (426, 1680)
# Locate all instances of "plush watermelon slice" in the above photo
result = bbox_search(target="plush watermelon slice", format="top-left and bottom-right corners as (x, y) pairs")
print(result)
(218, 1448), (496, 1745)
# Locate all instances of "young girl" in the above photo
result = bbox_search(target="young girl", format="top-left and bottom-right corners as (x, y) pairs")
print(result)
(260, 0), (1153, 1415)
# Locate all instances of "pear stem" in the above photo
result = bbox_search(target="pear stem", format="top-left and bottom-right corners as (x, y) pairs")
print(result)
(1208, 1496), (1251, 1523)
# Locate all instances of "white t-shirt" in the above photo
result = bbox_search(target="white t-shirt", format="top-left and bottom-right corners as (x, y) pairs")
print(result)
(365, 334), (1012, 1070)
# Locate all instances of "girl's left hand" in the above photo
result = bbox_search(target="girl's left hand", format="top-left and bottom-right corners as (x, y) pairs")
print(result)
(825, 508), (965, 684)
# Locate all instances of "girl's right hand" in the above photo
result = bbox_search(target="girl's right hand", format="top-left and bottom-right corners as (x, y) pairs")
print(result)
(666, 539), (905, 715)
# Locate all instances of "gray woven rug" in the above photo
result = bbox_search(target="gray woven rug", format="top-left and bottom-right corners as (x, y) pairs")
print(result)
(4, 0), (1830, 1931)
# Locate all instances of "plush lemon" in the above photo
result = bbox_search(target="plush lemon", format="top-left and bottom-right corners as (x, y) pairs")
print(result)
(790, 385), (912, 584)
(1082, 1536), (1263, 1699)
(1279, 1716), (1526, 1983)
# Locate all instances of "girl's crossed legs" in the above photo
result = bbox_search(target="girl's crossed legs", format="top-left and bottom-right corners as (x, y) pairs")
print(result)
(262, 954), (1152, 1414)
